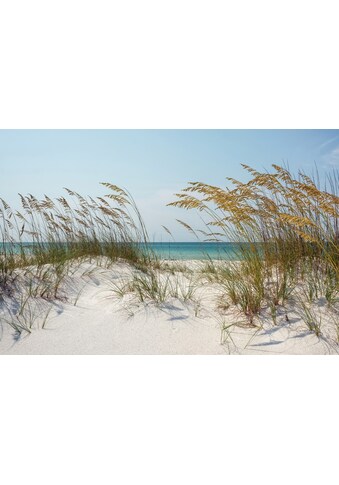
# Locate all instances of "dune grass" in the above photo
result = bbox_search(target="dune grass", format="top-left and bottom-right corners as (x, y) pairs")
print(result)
(0, 183), (154, 335)
(1, 164), (338, 347)
(169, 164), (339, 334)
(1, 184), (152, 266)
(109, 263), (198, 309)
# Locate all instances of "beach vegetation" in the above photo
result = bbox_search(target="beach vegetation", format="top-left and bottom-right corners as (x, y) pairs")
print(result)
(0, 184), (153, 334)
(169, 164), (339, 337)
(1, 163), (338, 349)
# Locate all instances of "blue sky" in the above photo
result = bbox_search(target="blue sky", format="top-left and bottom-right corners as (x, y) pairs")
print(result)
(1, 129), (339, 240)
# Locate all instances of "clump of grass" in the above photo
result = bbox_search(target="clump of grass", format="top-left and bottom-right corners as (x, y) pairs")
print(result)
(129, 271), (171, 304)
(1, 183), (154, 331)
(297, 301), (322, 337)
(110, 265), (198, 308)
(199, 258), (220, 281)
(2, 296), (55, 338)
(169, 164), (339, 335)
(1, 183), (152, 274)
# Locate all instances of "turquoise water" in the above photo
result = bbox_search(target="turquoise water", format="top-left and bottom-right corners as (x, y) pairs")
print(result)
(1, 242), (244, 261)
(147, 242), (241, 260)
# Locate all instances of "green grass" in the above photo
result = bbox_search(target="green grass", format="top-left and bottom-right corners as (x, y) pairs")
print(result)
(110, 266), (198, 307)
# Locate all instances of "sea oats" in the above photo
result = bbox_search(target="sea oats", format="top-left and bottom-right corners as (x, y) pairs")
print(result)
(100, 182), (128, 197)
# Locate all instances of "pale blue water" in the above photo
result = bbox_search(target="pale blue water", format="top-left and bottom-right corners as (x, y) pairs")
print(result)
(1, 242), (244, 260)
(147, 242), (242, 260)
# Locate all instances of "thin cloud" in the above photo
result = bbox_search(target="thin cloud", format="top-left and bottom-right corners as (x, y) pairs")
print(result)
(322, 145), (339, 167)
(318, 134), (339, 151)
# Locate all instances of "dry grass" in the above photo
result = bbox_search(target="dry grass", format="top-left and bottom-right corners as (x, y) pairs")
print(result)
(0, 183), (154, 335)
(169, 164), (339, 334)
(1, 165), (338, 347)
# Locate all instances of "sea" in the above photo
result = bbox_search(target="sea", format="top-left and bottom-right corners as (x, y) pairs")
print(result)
(145, 242), (244, 260)
(1, 242), (246, 261)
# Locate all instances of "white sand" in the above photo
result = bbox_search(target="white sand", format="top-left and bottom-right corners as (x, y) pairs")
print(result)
(0, 260), (338, 355)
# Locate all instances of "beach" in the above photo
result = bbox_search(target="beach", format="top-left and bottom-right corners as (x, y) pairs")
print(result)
(1, 258), (337, 355)
(1, 163), (338, 355)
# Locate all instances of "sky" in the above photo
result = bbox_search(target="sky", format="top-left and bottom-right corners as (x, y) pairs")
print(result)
(1, 129), (339, 241)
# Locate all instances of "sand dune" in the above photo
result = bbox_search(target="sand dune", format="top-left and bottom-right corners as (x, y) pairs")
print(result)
(0, 260), (338, 355)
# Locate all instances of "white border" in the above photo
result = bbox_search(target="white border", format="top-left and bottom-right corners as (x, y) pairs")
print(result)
(1, 0), (338, 128)
(1, 1), (338, 484)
